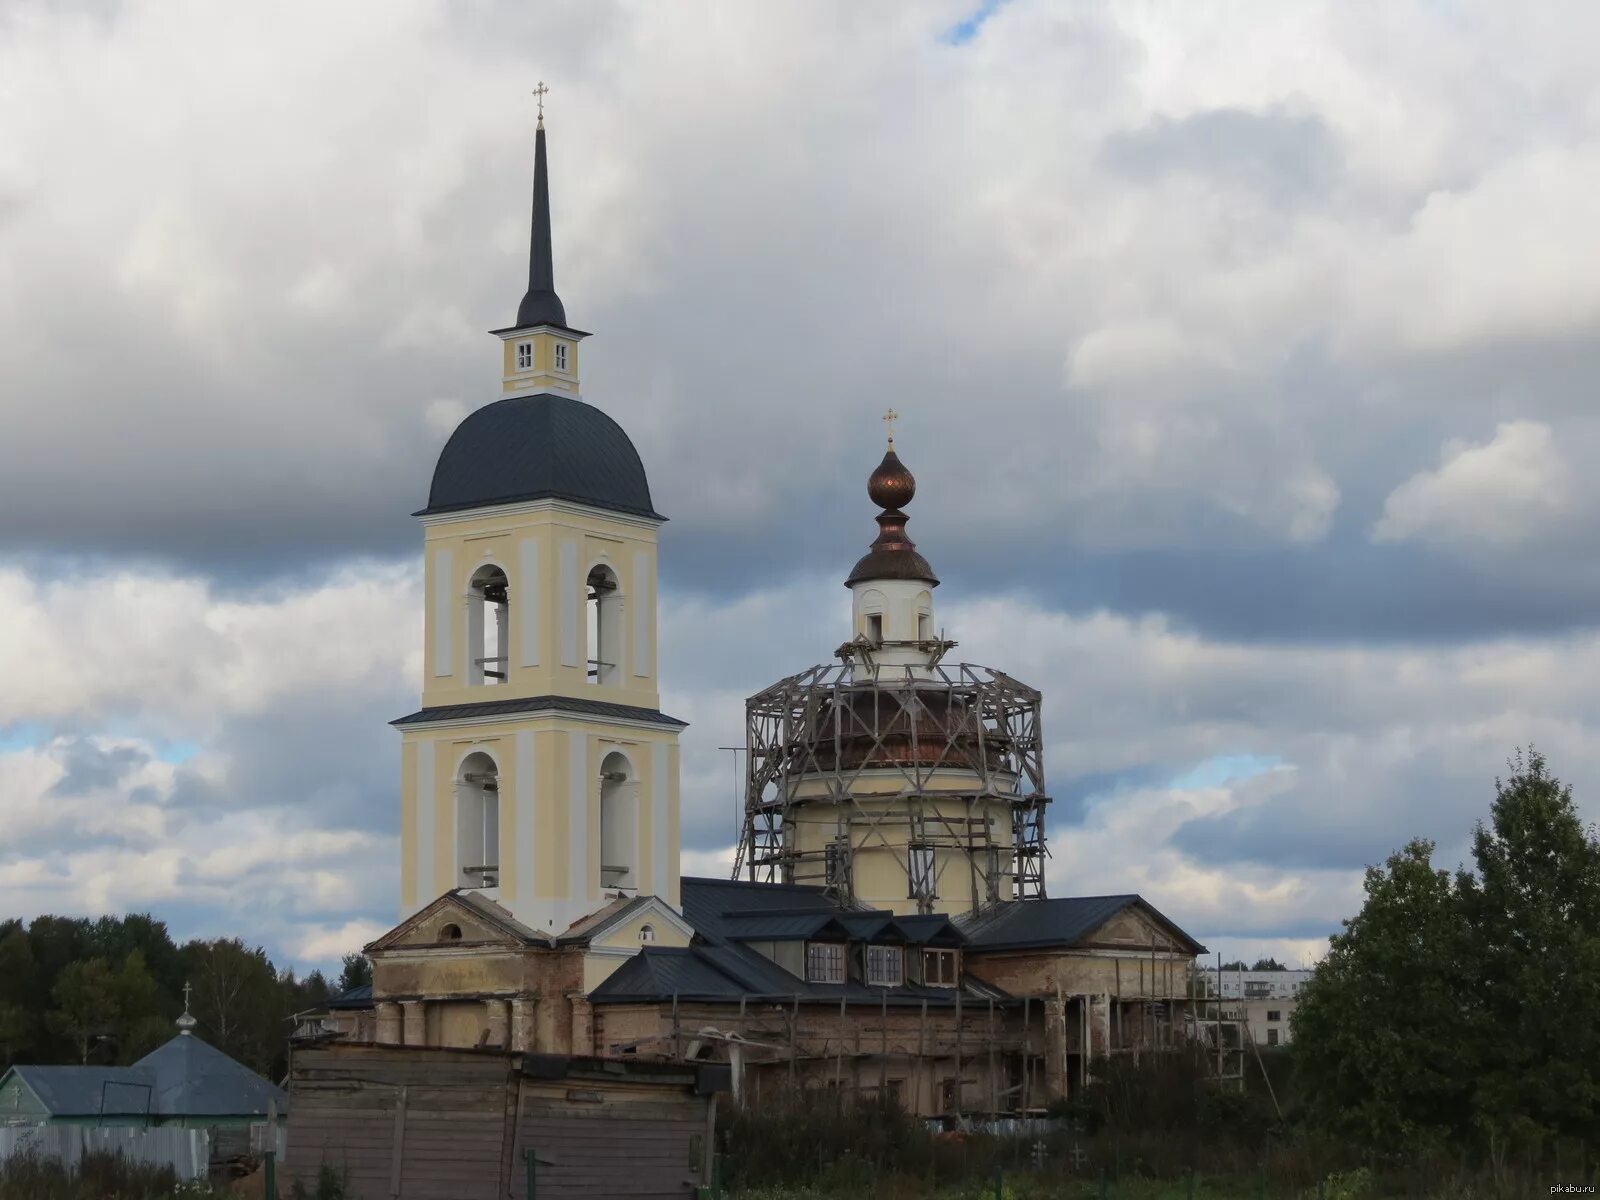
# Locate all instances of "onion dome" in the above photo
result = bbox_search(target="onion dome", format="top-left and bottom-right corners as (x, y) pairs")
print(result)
(845, 443), (939, 588)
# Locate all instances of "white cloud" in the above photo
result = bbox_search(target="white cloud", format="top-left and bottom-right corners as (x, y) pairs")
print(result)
(1373, 420), (1574, 549)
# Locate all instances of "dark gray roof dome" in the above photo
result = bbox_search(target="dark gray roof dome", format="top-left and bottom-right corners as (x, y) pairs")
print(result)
(419, 393), (661, 519)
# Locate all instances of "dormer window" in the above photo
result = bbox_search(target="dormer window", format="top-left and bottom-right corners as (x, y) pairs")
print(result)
(806, 942), (846, 984)
(554, 342), (569, 371)
(866, 945), (904, 987)
(516, 342), (533, 370)
(922, 948), (959, 988)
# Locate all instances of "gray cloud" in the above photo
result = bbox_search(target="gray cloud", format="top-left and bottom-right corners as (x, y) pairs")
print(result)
(6, 1), (1600, 967)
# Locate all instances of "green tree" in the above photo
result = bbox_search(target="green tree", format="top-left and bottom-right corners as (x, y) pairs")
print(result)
(183, 938), (283, 1075)
(49, 958), (121, 1063)
(1251, 957), (1286, 971)
(336, 953), (372, 994)
(0, 929), (40, 1064)
(1456, 748), (1600, 1151)
(1292, 839), (1478, 1151)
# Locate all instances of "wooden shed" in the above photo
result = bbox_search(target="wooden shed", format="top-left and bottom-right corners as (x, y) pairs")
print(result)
(284, 1043), (727, 1199)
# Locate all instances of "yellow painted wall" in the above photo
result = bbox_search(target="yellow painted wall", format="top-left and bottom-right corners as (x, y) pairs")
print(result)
(500, 330), (581, 396)
(420, 502), (661, 712)
(783, 770), (1015, 916)
(399, 712), (682, 929)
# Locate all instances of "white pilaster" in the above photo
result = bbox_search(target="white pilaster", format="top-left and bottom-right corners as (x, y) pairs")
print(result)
(568, 731), (589, 906)
(431, 550), (454, 677)
(518, 537), (541, 667)
(516, 729), (536, 907)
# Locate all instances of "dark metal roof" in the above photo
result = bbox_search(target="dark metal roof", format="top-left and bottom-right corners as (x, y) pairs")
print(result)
(2, 1035), (287, 1118)
(327, 983), (372, 1010)
(956, 895), (1208, 955)
(392, 694), (687, 728)
(2, 1066), (154, 1117)
(721, 912), (851, 941)
(133, 1034), (289, 1117)
(418, 394), (662, 520)
(591, 877), (992, 1008)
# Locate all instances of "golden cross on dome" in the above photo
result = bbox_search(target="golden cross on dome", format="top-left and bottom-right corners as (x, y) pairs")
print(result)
(533, 81), (549, 125)
(883, 408), (899, 446)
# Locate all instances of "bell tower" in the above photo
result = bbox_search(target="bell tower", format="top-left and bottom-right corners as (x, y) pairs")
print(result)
(394, 106), (684, 935)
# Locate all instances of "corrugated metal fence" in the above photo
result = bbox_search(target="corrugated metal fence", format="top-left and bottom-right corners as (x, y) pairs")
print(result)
(0, 1125), (210, 1180)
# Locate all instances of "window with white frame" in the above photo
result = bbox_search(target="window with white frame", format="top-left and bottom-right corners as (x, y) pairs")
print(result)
(922, 948), (958, 988)
(516, 342), (533, 370)
(806, 942), (846, 984)
(639, 924), (656, 944)
(554, 342), (569, 371)
(866, 945), (904, 987)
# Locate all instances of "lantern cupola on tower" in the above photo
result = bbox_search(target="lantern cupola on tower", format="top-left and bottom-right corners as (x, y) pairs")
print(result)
(844, 411), (942, 671)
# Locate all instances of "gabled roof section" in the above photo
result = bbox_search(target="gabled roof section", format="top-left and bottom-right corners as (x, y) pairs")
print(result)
(0, 1066), (153, 1117)
(366, 889), (554, 953)
(133, 1035), (288, 1118)
(607, 877), (998, 1009)
(721, 912), (853, 942)
(555, 893), (696, 947)
(956, 895), (1207, 955)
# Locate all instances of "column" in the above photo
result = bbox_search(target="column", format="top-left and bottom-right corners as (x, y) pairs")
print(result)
(511, 997), (538, 1053)
(401, 1000), (426, 1047)
(567, 993), (593, 1055)
(1043, 996), (1067, 1102)
(375, 1002), (402, 1046)
(485, 999), (511, 1048)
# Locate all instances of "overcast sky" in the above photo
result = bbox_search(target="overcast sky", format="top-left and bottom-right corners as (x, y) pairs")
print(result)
(3, 0), (1597, 971)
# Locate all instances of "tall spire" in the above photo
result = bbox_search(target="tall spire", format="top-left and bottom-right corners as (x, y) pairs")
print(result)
(516, 83), (567, 329)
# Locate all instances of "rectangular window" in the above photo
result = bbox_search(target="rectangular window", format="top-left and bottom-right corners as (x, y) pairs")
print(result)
(806, 942), (846, 984)
(866, 945), (904, 987)
(1267, 1028), (1279, 1046)
(866, 613), (883, 645)
(922, 948), (958, 988)
(1266, 1010), (1281, 1023)
(555, 342), (569, 370)
(908, 844), (935, 899)
(515, 342), (532, 370)
(918, 613), (931, 641)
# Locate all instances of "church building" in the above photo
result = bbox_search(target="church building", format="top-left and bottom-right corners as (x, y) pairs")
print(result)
(328, 106), (1208, 1115)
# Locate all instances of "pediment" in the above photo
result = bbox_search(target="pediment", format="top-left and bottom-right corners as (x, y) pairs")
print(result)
(1091, 903), (1194, 953)
(367, 891), (552, 954)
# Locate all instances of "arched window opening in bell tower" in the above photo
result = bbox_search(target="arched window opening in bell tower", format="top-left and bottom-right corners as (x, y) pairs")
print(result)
(586, 565), (621, 685)
(455, 751), (500, 889)
(468, 565), (510, 686)
(599, 750), (638, 891)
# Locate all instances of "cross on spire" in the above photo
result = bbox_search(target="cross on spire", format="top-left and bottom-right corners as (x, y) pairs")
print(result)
(533, 81), (549, 127)
(883, 408), (899, 447)
(176, 980), (197, 1034)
